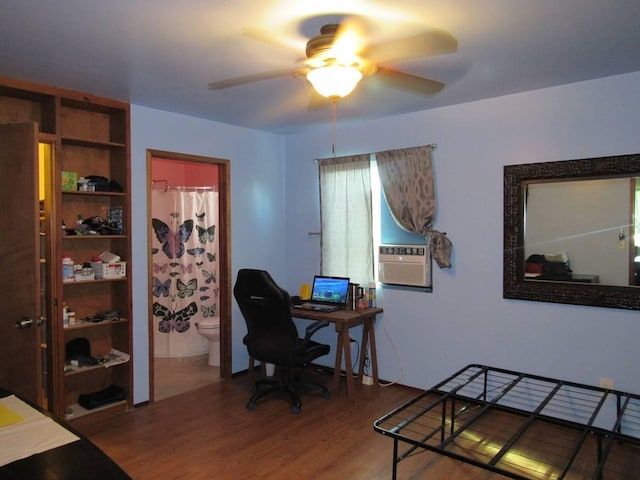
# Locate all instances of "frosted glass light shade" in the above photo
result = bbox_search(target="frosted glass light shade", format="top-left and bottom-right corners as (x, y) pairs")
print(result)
(306, 65), (363, 98)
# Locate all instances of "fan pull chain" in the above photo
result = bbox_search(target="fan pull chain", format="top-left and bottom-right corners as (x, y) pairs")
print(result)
(331, 99), (337, 157)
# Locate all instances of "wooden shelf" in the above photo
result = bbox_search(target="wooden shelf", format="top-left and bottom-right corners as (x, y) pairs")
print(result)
(61, 190), (126, 197)
(65, 399), (127, 422)
(62, 277), (127, 286)
(61, 136), (126, 149)
(60, 96), (126, 114)
(63, 318), (128, 331)
(62, 234), (127, 240)
(64, 353), (130, 377)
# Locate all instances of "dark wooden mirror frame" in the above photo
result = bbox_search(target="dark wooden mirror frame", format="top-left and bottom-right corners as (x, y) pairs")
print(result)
(504, 153), (640, 310)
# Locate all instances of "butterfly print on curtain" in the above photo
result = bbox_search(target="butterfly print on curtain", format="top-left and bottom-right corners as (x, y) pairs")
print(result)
(151, 188), (219, 356)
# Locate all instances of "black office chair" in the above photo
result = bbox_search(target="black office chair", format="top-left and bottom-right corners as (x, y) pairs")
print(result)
(233, 268), (331, 413)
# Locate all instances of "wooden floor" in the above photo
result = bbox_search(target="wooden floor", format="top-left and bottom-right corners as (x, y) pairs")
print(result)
(75, 371), (500, 480)
(154, 354), (220, 401)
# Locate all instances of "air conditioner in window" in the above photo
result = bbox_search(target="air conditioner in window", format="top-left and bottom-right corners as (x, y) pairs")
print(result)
(378, 244), (431, 287)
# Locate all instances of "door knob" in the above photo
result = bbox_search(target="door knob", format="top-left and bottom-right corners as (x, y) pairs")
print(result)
(15, 317), (45, 328)
(15, 317), (34, 329)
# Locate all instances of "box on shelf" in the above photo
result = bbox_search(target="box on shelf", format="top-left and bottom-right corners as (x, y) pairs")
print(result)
(61, 171), (78, 191)
(98, 251), (121, 263)
(91, 261), (126, 279)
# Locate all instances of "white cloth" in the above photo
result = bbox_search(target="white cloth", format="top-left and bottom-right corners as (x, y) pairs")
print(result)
(0, 395), (79, 467)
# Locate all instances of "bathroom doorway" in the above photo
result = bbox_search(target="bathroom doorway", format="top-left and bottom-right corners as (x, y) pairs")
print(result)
(147, 150), (231, 402)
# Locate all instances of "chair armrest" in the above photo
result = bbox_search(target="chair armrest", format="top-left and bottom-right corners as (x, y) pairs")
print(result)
(303, 320), (329, 343)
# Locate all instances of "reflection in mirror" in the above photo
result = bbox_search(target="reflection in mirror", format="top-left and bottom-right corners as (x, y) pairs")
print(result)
(524, 177), (635, 286)
(504, 153), (640, 310)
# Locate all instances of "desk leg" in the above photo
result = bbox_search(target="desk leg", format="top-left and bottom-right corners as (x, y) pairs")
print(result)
(332, 330), (343, 392)
(359, 318), (379, 388)
(368, 319), (379, 387)
(358, 326), (367, 378)
(342, 328), (355, 399)
(333, 328), (355, 399)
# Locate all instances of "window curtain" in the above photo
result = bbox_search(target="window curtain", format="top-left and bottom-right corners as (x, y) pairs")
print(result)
(376, 145), (452, 268)
(318, 154), (373, 286)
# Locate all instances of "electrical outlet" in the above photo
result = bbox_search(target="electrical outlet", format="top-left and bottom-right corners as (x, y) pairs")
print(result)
(362, 375), (374, 386)
(599, 377), (614, 390)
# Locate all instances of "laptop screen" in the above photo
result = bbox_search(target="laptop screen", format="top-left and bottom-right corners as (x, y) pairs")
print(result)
(310, 276), (350, 306)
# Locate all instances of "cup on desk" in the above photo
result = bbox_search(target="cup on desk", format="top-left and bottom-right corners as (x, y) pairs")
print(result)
(299, 283), (311, 300)
(348, 283), (363, 310)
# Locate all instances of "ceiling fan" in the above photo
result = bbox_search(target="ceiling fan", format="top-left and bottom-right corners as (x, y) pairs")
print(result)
(208, 20), (457, 105)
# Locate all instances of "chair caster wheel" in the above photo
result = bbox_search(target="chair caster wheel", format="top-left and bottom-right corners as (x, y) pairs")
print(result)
(291, 405), (301, 414)
(247, 401), (256, 410)
(322, 390), (331, 399)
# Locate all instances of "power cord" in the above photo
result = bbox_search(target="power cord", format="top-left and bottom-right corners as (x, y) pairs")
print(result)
(375, 314), (405, 388)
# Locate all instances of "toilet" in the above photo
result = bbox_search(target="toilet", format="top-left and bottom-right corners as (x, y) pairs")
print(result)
(195, 317), (220, 366)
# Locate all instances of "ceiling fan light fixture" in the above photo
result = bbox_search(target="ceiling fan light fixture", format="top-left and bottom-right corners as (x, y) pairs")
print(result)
(306, 64), (363, 99)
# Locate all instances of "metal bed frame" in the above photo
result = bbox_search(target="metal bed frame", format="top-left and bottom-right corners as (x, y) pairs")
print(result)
(374, 364), (640, 480)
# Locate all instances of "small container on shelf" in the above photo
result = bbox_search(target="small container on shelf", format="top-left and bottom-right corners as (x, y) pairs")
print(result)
(77, 177), (90, 191)
(62, 256), (75, 282)
(74, 262), (95, 281)
(63, 303), (70, 328)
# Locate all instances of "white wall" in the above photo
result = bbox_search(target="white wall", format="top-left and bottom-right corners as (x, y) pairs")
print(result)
(130, 106), (286, 402)
(284, 71), (640, 393)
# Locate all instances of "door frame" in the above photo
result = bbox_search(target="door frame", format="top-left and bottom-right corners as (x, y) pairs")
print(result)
(146, 149), (232, 403)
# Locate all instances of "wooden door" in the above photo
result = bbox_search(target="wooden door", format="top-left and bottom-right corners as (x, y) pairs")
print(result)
(0, 122), (43, 405)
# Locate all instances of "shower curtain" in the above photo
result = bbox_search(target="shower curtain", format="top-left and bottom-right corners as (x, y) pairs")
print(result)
(151, 188), (219, 358)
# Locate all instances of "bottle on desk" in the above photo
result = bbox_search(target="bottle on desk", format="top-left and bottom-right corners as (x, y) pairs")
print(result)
(368, 282), (376, 308)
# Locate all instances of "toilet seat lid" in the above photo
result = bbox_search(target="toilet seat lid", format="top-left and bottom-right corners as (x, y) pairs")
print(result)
(197, 318), (219, 328)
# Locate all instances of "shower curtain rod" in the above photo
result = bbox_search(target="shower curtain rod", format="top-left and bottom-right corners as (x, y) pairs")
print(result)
(152, 179), (217, 192)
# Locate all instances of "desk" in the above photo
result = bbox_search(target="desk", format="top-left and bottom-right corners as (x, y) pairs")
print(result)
(292, 307), (383, 399)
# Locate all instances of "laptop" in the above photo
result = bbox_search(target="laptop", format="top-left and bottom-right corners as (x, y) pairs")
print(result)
(294, 275), (350, 312)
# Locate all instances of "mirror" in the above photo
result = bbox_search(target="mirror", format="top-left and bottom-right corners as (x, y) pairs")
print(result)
(504, 153), (640, 310)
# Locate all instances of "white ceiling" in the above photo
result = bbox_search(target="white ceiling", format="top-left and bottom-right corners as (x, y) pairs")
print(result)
(2, 1), (640, 134)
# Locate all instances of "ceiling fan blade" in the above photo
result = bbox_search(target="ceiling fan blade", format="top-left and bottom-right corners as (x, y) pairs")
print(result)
(375, 67), (444, 96)
(241, 26), (302, 53)
(365, 30), (457, 64)
(208, 68), (299, 90)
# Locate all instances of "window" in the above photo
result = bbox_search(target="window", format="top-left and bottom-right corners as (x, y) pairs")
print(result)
(320, 145), (450, 287)
(319, 155), (423, 286)
(318, 154), (373, 286)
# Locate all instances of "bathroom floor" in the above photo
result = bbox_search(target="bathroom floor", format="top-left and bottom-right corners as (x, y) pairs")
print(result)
(154, 354), (220, 401)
